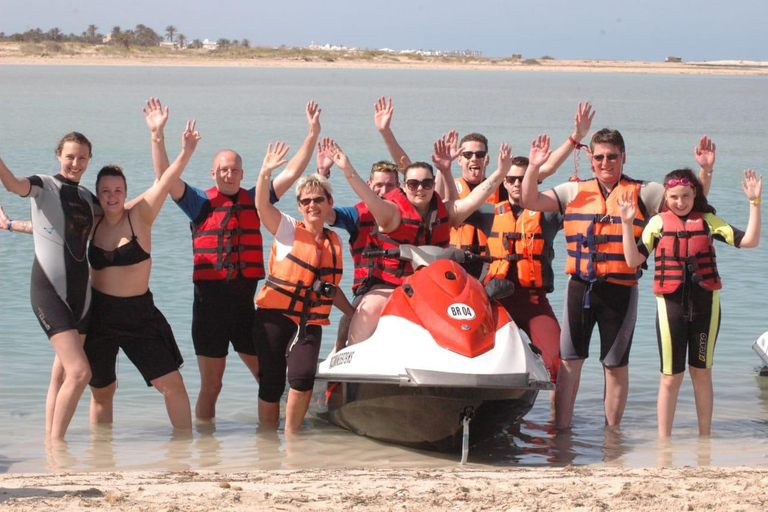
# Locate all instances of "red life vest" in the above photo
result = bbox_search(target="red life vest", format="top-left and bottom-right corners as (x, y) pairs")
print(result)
(349, 202), (378, 294)
(653, 211), (721, 294)
(563, 177), (646, 286)
(372, 188), (450, 286)
(483, 202), (554, 291)
(449, 177), (499, 254)
(255, 223), (343, 326)
(191, 187), (264, 282)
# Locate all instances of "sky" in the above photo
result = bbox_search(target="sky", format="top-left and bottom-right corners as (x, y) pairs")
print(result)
(1, 0), (766, 62)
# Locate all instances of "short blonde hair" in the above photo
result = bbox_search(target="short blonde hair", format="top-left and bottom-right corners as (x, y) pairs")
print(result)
(295, 174), (333, 200)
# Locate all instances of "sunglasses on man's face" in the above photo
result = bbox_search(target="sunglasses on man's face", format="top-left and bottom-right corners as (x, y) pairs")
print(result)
(298, 195), (327, 206)
(461, 150), (487, 160)
(504, 176), (524, 185)
(592, 153), (621, 162)
(404, 178), (435, 191)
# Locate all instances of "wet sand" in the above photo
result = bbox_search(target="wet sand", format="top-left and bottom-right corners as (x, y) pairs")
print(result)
(2, 466), (767, 511)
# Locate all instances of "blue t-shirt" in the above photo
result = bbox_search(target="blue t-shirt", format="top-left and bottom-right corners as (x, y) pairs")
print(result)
(330, 205), (360, 238)
(175, 181), (278, 225)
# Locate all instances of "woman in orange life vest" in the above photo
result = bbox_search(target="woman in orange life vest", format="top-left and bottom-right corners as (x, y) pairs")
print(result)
(254, 141), (355, 433)
(619, 168), (762, 438)
(324, 138), (513, 346)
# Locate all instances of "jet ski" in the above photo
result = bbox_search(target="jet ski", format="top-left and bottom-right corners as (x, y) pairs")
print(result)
(312, 245), (553, 453)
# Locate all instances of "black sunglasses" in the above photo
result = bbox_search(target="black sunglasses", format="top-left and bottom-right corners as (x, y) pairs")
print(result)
(461, 150), (487, 159)
(504, 176), (524, 185)
(298, 195), (327, 206)
(592, 153), (621, 162)
(404, 178), (435, 191)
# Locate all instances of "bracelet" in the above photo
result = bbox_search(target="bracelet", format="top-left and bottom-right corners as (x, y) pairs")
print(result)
(6, 219), (12, 232)
(750, 197), (761, 205)
(151, 136), (164, 143)
(568, 135), (588, 150)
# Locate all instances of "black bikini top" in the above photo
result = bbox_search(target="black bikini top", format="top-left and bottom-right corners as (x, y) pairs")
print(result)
(88, 212), (151, 270)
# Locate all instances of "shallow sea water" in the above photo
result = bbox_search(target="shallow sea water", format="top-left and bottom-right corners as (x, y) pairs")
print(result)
(1, 65), (768, 472)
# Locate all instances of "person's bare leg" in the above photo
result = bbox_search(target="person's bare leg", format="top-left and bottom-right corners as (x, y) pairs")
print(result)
(195, 355), (226, 420)
(49, 331), (91, 439)
(348, 287), (394, 345)
(89, 382), (117, 424)
(46, 355), (65, 435)
(238, 352), (260, 383)
(151, 371), (192, 430)
(258, 398), (280, 429)
(657, 372), (684, 437)
(604, 364), (629, 427)
(285, 389), (312, 434)
(334, 295), (364, 352)
(689, 366), (713, 437)
(554, 358), (584, 429)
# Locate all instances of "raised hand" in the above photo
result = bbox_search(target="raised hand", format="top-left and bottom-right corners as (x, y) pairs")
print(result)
(306, 100), (322, 135)
(574, 101), (595, 141)
(498, 143), (513, 173)
(261, 141), (290, 174)
(742, 169), (763, 201)
(315, 138), (334, 178)
(617, 190), (638, 223)
(431, 134), (455, 172)
(529, 134), (552, 167)
(323, 140), (352, 172)
(374, 96), (394, 132)
(446, 130), (461, 160)
(143, 97), (169, 135)
(181, 120), (201, 152)
(694, 135), (716, 173)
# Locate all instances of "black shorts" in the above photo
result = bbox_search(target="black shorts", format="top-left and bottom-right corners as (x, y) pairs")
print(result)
(192, 278), (258, 358)
(253, 308), (322, 402)
(84, 289), (184, 388)
(30, 258), (90, 338)
(560, 276), (638, 368)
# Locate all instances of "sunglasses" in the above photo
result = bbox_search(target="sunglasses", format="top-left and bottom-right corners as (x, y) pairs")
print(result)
(592, 153), (621, 162)
(664, 178), (693, 189)
(504, 176), (524, 185)
(461, 150), (487, 159)
(404, 178), (435, 191)
(298, 195), (328, 206)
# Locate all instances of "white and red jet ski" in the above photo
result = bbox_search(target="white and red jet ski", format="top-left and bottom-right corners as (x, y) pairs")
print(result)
(312, 245), (553, 453)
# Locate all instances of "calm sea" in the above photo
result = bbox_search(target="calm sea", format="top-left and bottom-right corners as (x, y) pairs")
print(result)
(1, 65), (768, 473)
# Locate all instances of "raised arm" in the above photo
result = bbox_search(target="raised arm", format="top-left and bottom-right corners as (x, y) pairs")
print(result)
(272, 100), (322, 199)
(143, 97), (185, 201)
(694, 135), (716, 197)
(432, 131), (459, 201)
(521, 134), (561, 212)
(538, 101), (595, 180)
(135, 121), (201, 224)
(618, 191), (647, 267)
(446, 143), (512, 227)
(0, 206), (32, 234)
(739, 169), (762, 248)
(0, 157), (31, 197)
(256, 142), (290, 235)
(325, 139), (401, 233)
(374, 96), (411, 171)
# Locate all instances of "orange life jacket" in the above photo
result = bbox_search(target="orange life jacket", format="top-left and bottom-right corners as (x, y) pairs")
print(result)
(191, 187), (264, 282)
(255, 222), (343, 326)
(448, 177), (499, 254)
(563, 177), (646, 286)
(653, 211), (721, 294)
(349, 202), (377, 294)
(483, 202), (553, 291)
(372, 188), (450, 286)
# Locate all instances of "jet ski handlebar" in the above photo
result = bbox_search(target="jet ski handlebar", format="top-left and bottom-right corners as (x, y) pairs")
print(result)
(363, 245), (496, 268)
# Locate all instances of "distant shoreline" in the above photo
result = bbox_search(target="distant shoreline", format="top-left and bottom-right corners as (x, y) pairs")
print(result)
(2, 42), (768, 75)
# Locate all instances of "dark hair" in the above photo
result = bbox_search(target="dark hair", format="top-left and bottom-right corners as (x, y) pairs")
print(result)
(369, 160), (400, 182)
(403, 161), (434, 178)
(511, 156), (529, 168)
(56, 132), (93, 157)
(590, 128), (625, 153)
(460, 133), (489, 152)
(95, 164), (127, 192)
(663, 168), (715, 214)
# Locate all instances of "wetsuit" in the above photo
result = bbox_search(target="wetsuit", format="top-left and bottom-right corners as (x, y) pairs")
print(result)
(638, 212), (743, 375)
(24, 174), (98, 338)
(84, 212), (183, 388)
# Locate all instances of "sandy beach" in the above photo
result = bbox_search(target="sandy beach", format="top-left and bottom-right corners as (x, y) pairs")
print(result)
(2, 42), (768, 75)
(2, 466), (767, 511)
